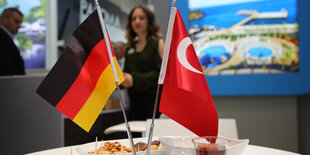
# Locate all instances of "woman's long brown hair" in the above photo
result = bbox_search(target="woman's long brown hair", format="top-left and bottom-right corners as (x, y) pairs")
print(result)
(126, 5), (161, 47)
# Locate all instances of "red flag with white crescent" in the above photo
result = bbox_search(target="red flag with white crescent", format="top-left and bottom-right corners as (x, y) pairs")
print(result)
(158, 7), (218, 136)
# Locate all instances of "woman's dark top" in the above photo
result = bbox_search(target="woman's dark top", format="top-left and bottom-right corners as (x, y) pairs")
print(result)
(123, 37), (162, 120)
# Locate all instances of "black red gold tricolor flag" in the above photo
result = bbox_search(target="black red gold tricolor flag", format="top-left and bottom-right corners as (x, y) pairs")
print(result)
(36, 11), (124, 132)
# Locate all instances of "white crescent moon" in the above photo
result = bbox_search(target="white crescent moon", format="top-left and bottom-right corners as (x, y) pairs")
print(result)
(177, 37), (203, 74)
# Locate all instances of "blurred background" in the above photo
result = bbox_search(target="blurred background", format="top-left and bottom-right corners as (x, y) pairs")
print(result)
(0, 0), (309, 154)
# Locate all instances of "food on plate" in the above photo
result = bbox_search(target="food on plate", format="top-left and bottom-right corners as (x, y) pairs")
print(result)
(134, 142), (147, 151)
(151, 140), (161, 146)
(88, 142), (132, 154)
(88, 140), (163, 154)
(134, 140), (163, 151)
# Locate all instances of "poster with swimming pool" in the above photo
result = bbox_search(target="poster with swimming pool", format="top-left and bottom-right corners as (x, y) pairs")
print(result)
(188, 0), (298, 76)
(0, 0), (46, 69)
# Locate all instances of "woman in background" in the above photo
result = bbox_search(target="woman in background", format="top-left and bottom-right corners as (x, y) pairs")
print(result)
(121, 5), (164, 121)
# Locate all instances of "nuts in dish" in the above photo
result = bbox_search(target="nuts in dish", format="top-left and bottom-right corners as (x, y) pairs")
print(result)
(88, 142), (132, 154)
(88, 140), (163, 154)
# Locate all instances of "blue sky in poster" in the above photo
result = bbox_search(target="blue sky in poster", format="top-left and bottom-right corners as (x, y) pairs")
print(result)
(189, 0), (263, 9)
(1, 0), (41, 14)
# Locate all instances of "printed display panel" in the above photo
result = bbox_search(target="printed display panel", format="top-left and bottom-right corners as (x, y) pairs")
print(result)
(174, 0), (310, 95)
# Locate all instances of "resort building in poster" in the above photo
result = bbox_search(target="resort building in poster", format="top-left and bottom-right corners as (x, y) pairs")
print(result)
(189, 0), (299, 75)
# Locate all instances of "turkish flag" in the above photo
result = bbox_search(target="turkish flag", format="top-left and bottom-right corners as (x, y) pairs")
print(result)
(158, 7), (218, 136)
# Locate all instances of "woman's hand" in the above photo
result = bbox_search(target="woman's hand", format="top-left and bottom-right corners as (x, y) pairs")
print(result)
(121, 72), (134, 88)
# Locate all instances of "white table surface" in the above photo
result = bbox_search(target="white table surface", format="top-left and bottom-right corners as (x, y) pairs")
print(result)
(26, 141), (300, 155)
(104, 121), (146, 134)
(242, 145), (300, 155)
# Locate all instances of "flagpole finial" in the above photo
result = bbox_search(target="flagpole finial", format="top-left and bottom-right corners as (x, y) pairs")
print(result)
(94, 0), (99, 6)
(172, 0), (176, 7)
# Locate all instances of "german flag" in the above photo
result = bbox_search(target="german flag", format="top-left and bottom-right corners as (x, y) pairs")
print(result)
(36, 11), (124, 132)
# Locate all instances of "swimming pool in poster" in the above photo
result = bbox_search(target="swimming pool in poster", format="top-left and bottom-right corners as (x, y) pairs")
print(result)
(248, 47), (273, 58)
(198, 45), (230, 68)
